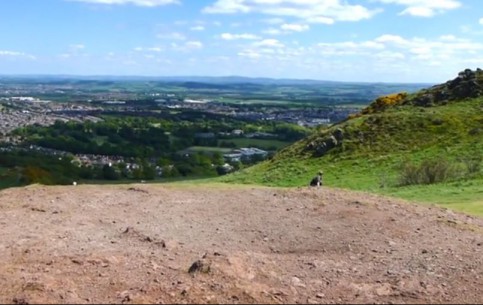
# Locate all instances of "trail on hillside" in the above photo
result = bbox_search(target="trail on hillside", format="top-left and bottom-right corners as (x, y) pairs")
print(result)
(0, 184), (482, 304)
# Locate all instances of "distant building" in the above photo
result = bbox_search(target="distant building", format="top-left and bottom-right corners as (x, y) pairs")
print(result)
(223, 153), (242, 162)
(245, 132), (276, 138)
(224, 147), (268, 162)
(237, 147), (268, 158)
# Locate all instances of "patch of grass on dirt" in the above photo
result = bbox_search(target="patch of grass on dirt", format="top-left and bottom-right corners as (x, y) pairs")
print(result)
(378, 178), (483, 216)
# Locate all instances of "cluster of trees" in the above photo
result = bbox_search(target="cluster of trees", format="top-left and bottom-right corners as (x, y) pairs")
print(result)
(0, 148), (230, 188)
(3, 111), (310, 187)
(13, 114), (310, 159)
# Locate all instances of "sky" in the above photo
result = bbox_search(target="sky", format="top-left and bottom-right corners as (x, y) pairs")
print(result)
(0, 0), (482, 83)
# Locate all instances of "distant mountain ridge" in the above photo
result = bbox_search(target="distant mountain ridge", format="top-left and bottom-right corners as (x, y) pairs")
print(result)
(0, 74), (434, 86)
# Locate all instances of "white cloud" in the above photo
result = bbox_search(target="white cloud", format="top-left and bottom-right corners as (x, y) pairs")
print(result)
(263, 18), (285, 25)
(148, 47), (163, 52)
(146, 47), (163, 53)
(70, 0), (179, 6)
(0, 50), (36, 60)
(377, 0), (461, 17)
(306, 33), (483, 69)
(375, 51), (406, 60)
(185, 41), (203, 49)
(70, 44), (85, 50)
(254, 39), (284, 48)
(203, 0), (379, 24)
(263, 28), (282, 35)
(190, 25), (205, 31)
(237, 49), (261, 59)
(479, 18), (483, 25)
(59, 43), (87, 59)
(280, 23), (310, 32)
(135, 46), (163, 52)
(263, 23), (310, 36)
(440, 35), (456, 41)
(316, 40), (385, 56)
(220, 33), (260, 40)
(156, 32), (186, 40)
(375, 34), (409, 45)
(203, 0), (251, 13)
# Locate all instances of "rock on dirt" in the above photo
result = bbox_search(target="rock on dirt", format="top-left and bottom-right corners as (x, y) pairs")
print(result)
(0, 183), (482, 304)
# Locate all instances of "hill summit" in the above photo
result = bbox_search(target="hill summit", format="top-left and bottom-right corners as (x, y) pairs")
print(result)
(304, 68), (482, 158)
(414, 68), (483, 104)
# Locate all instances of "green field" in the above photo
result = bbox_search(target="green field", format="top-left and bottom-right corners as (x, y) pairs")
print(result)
(182, 146), (232, 154)
(378, 178), (483, 216)
(220, 138), (292, 150)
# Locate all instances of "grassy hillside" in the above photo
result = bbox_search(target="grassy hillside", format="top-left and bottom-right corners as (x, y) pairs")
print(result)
(218, 69), (483, 215)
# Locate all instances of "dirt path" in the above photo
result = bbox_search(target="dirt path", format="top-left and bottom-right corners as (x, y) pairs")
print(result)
(0, 183), (482, 304)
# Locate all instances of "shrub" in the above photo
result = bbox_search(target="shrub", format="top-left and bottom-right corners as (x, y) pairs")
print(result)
(419, 159), (452, 184)
(20, 166), (55, 185)
(398, 162), (421, 186)
(398, 158), (456, 186)
(462, 156), (482, 175)
(362, 92), (408, 114)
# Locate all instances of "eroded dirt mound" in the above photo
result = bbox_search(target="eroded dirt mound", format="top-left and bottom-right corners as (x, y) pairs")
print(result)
(0, 184), (482, 304)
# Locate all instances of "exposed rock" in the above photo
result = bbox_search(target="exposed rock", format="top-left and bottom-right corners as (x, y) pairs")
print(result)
(188, 259), (211, 274)
(411, 68), (482, 106)
(306, 128), (344, 157)
(12, 297), (29, 305)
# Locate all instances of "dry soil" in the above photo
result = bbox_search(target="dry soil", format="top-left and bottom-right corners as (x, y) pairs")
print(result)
(0, 183), (482, 304)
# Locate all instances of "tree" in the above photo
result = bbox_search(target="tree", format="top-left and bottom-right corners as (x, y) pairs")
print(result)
(102, 164), (119, 180)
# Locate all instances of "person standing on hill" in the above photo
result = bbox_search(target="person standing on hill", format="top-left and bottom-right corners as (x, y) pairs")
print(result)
(309, 171), (323, 187)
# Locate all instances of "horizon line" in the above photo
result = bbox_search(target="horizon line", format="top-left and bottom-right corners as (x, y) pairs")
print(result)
(0, 73), (435, 85)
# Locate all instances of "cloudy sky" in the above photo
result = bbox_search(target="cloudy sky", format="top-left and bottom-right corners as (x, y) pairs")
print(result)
(0, 0), (482, 82)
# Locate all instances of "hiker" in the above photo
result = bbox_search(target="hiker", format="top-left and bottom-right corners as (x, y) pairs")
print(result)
(309, 171), (323, 187)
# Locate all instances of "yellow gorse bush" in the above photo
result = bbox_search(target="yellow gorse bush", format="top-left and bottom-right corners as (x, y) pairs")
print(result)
(361, 92), (408, 114)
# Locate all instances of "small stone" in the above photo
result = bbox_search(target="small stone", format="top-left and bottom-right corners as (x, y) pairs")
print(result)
(291, 276), (306, 287)
(12, 297), (28, 305)
(188, 260), (210, 274)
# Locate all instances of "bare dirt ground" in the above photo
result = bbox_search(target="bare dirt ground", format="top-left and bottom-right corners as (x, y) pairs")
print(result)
(0, 183), (482, 304)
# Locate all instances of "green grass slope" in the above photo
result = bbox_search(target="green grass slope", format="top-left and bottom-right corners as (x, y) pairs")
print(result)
(218, 69), (483, 215)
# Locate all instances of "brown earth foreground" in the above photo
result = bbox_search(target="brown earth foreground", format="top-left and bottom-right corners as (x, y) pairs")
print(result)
(0, 183), (482, 304)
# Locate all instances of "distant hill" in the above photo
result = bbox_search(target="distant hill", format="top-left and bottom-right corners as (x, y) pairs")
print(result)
(0, 73), (432, 87)
(220, 69), (483, 214)
(0, 74), (430, 106)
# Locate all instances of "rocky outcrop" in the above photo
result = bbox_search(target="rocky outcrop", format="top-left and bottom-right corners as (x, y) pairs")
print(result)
(305, 128), (344, 157)
(410, 68), (482, 107)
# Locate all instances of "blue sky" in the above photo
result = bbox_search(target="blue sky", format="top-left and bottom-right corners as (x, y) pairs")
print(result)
(0, 0), (482, 82)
